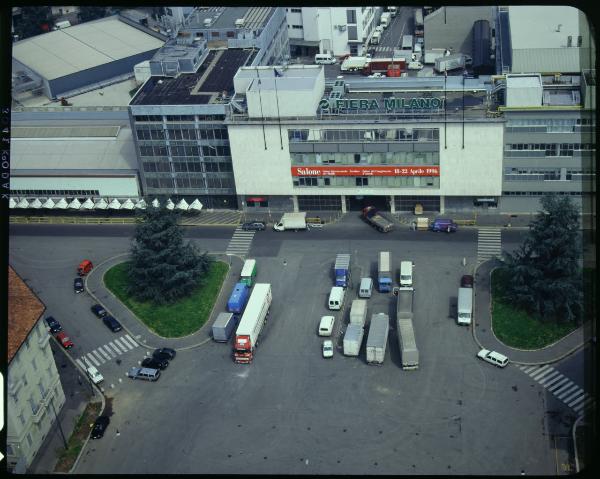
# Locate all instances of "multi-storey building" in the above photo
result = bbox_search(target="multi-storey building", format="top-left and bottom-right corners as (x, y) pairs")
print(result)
(7, 267), (67, 473)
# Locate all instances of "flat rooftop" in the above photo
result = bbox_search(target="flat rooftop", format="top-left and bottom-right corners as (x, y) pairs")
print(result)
(131, 48), (255, 106)
(187, 6), (273, 30)
(12, 16), (164, 80)
(509, 5), (583, 49)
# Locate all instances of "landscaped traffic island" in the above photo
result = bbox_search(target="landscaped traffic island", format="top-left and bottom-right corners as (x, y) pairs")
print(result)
(104, 260), (229, 337)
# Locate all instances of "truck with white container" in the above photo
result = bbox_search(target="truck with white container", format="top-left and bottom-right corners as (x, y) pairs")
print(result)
(396, 288), (418, 370)
(378, 251), (393, 292)
(343, 323), (364, 356)
(371, 31), (382, 45)
(457, 287), (473, 325)
(366, 313), (389, 364)
(273, 212), (307, 231)
(380, 12), (392, 28)
(434, 53), (466, 73)
(349, 299), (368, 327)
(341, 56), (371, 72)
(233, 283), (272, 363)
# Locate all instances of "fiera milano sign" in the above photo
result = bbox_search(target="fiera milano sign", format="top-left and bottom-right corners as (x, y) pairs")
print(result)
(319, 97), (444, 111)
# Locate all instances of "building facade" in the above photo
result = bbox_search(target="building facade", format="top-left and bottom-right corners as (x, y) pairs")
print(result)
(7, 267), (67, 473)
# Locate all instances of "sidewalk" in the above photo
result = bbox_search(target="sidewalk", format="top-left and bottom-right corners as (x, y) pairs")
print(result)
(472, 258), (590, 365)
(394, 212), (536, 228)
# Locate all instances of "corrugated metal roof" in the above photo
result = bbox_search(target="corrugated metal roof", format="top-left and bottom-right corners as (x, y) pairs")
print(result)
(11, 126), (120, 138)
(12, 16), (164, 80)
(512, 48), (582, 74)
(509, 6), (583, 49)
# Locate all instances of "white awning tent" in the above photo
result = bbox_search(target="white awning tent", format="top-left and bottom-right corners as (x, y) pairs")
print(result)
(151, 198), (160, 208)
(94, 198), (108, 210)
(108, 198), (122, 210)
(54, 198), (69, 209)
(165, 198), (175, 210)
(176, 199), (189, 210)
(135, 199), (147, 210)
(16, 198), (30, 208)
(121, 198), (135, 210)
(188, 199), (203, 211)
(9, 197), (17, 208)
(42, 198), (56, 209)
(81, 198), (95, 209)
(29, 198), (43, 209)
(68, 198), (81, 209)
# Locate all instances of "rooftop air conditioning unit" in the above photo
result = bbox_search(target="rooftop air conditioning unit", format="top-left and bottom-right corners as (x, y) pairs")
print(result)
(235, 18), (245, 28)
(204, 18), (212, 27)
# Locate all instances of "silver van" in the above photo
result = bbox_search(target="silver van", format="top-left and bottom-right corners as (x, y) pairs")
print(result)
(328, 286), (345, 310)
(127, 367), (160, 381)
(359, 277), (373, 298)
(457, 287), (473, 325)
(314, 53), (336, 65)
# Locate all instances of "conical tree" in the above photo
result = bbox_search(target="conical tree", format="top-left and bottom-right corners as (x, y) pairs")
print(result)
(127, 206), (211, 304)
(501, 195), (583, 323)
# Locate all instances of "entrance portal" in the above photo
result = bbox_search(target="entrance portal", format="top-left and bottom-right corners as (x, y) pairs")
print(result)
(346, 195), (390, 211)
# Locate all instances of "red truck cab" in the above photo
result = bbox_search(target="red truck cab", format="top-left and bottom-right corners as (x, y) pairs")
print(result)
(77, 259), (93, 276)
(233, 335), (253, 363)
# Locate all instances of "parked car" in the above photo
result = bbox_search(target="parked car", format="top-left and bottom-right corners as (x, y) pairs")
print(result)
(86, 365), (104, 384)
(477, 349), (509, 368)
(91, 304), (108, 318)
(45, 316), (62, 333)
(103, 315), (122, 333)
(241, 221), (266, 231)
(318, 316), (335, 337)
(153, 348), (176, 361)
(56, 332), (74, 349)
(127, 367), (160, 381)
(429, 218), (458, 233)
(322, 340), (334, 358)
(74, 277), (84, 293)
(460, 275), (474, 288)
(142, 357), (169, 370)
(90, 416), (110, 439)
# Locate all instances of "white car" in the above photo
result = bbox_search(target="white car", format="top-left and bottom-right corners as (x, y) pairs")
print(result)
(477, 349), (509, 368)
(322, 340), (334, 358)
(368, 72), (385, 78)
(86, 365), (104, 384)
(318, 315), (335, 336)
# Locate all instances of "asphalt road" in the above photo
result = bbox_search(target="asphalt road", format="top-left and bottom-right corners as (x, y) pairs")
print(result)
(9, 219), (556, 474)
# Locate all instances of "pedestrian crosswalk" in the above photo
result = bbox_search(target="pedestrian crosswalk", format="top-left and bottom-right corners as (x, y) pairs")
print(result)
(518, 365), (595, 416)
(477, 227), (502, 263)
(76, 334), (139, 370)
(373, 46), (395, 53)
(225, 227), (255, 256)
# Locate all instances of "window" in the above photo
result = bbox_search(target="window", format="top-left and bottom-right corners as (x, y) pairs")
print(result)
(18, 413), (25, 426)
(348, 25), (358, 40)
(212, 31), (220, 37)
(346, 9), (356, 23)
(227, 31), (235, 38)
(288, 129), (309, 141)
(291, 8), (301, 13)
(26, 434), (33, 447)
(32, 358), (37, 371)
(356, 177), (368, 186)
(29, 397), (38, 415)
(292, 25), (303, 29)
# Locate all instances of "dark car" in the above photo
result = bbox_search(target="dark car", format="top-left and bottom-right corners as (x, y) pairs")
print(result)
(91, 304), (108, 318)
(460, 275), (474, 288)
(45, 316), (62, 334)
(241, 221), (266, 231)
(429, 218), (458, 233)
(142, 357), (169, 370)
(103, 315), (122, 333)
(90, 416), (110, 439)
(153, 348), (176, 361)
(74, 277), (84, 293)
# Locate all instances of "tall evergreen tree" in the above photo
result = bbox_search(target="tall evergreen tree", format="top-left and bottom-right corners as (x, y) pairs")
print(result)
(127, 207), (211, 304)
(501, 195), (583, 323)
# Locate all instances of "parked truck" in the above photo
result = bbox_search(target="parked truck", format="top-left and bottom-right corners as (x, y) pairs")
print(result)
(361, 206), (394, 232)
(380, 12), (392, 28)
(378, 251), (393, 292)
(343, 323), (364, 356)
(414, 8), (424, 37)
(363, 58), (405, 75)
(366, 313), (389, 364)
(341, 56), (371, 72)
(334, 253), (351, 287)
(457, 287), (473, 325)
(370, 31), (382, 45)
(349, 299), (368, 327)
(434, 53), (466, 73)
(227, 282), (251, 315)
(424, 48), (448, 65)
(212, 312), (237, 342)
(396, 289), (418, 370)
(273, 212), (307, 231)
(233, 283), (272, 363)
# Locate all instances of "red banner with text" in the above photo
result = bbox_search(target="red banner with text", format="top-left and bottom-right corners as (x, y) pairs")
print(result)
(291, 165), (440, 177)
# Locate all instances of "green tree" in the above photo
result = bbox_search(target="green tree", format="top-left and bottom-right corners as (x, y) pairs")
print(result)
(77, 6), (108, 23)
(127, 206), (211, 304)
(501, 195), (583, 323)
(13, 6), (53, 40)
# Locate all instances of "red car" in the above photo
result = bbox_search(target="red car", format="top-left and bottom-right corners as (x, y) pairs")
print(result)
(56, 332), (74, 349)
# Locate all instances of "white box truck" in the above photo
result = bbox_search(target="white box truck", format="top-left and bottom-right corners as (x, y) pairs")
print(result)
(273, 212), (307, 231)
(380, 12), (391, 28)
(399, 261), (414, 289)
(340, 56), (371, 72)
(371, 31), (382, 45)
(457, 287), (473, 325)
(434, 53), (466, 73)
(366, 313), (389, 364)
(343, 324), (364, 356)
(424, 48), (448, 65)
(349, 299), (368, 327)
(396, 289), (418, 369)
(233, 283), (272, 363)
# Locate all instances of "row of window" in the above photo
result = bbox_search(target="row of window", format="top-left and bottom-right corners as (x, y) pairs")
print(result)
(506, 143), (594, 151)
(139, 145), (231, 157)
(294, 176), (439, 188)
(504, 167), (593, 181)
(142, 161), (233, 173)
(506, 118), (594, 127)
(145, 176), (235, 190)
(291, 151), (438, 166)
(502, 191), (584, 196)
(289, 128), (439, 142)
(136, 127), (229, 141)
(134, 114), (226, 122)
(11, 189), (100, 196)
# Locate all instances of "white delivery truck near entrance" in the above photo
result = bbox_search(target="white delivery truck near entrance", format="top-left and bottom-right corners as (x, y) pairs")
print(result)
(340, 56), (371, 72)
(233, 283), (272, 363)
(349, 299), (368, 327)
(380, 12), (391, 28)
(273, 212), (307, 231)
(457, 287), (473, 325)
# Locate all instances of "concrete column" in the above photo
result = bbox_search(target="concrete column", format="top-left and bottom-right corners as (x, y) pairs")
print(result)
(389, 195), (395, 213)
(440, 195), (445, 214)
(341, 195), (347, 213)
(292, 195), (299, 212)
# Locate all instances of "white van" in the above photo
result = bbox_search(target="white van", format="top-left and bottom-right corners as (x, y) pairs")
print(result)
(314, 53), (336, 65)
(318, 315), (335, 336)
(457, 287), (473, 325)
(86, 365), (104, 384)
(359, 277), (373, 298)
(328, 286), (345, 310)
(399, 261), (413, 288)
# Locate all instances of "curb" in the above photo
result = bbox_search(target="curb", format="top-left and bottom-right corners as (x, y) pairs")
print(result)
(572, 414), (584, 473)
(69, 391), (105, 474)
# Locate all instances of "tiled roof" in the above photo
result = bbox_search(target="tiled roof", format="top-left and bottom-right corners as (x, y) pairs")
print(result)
(8, 266), (45, 362)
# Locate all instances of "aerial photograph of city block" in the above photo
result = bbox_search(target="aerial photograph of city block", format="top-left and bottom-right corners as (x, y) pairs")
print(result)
(6, 4), (596, 474)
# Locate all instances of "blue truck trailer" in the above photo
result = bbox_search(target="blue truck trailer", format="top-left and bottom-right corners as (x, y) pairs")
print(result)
(227, 282), (250, 314)
(334, 254), (351, 287)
